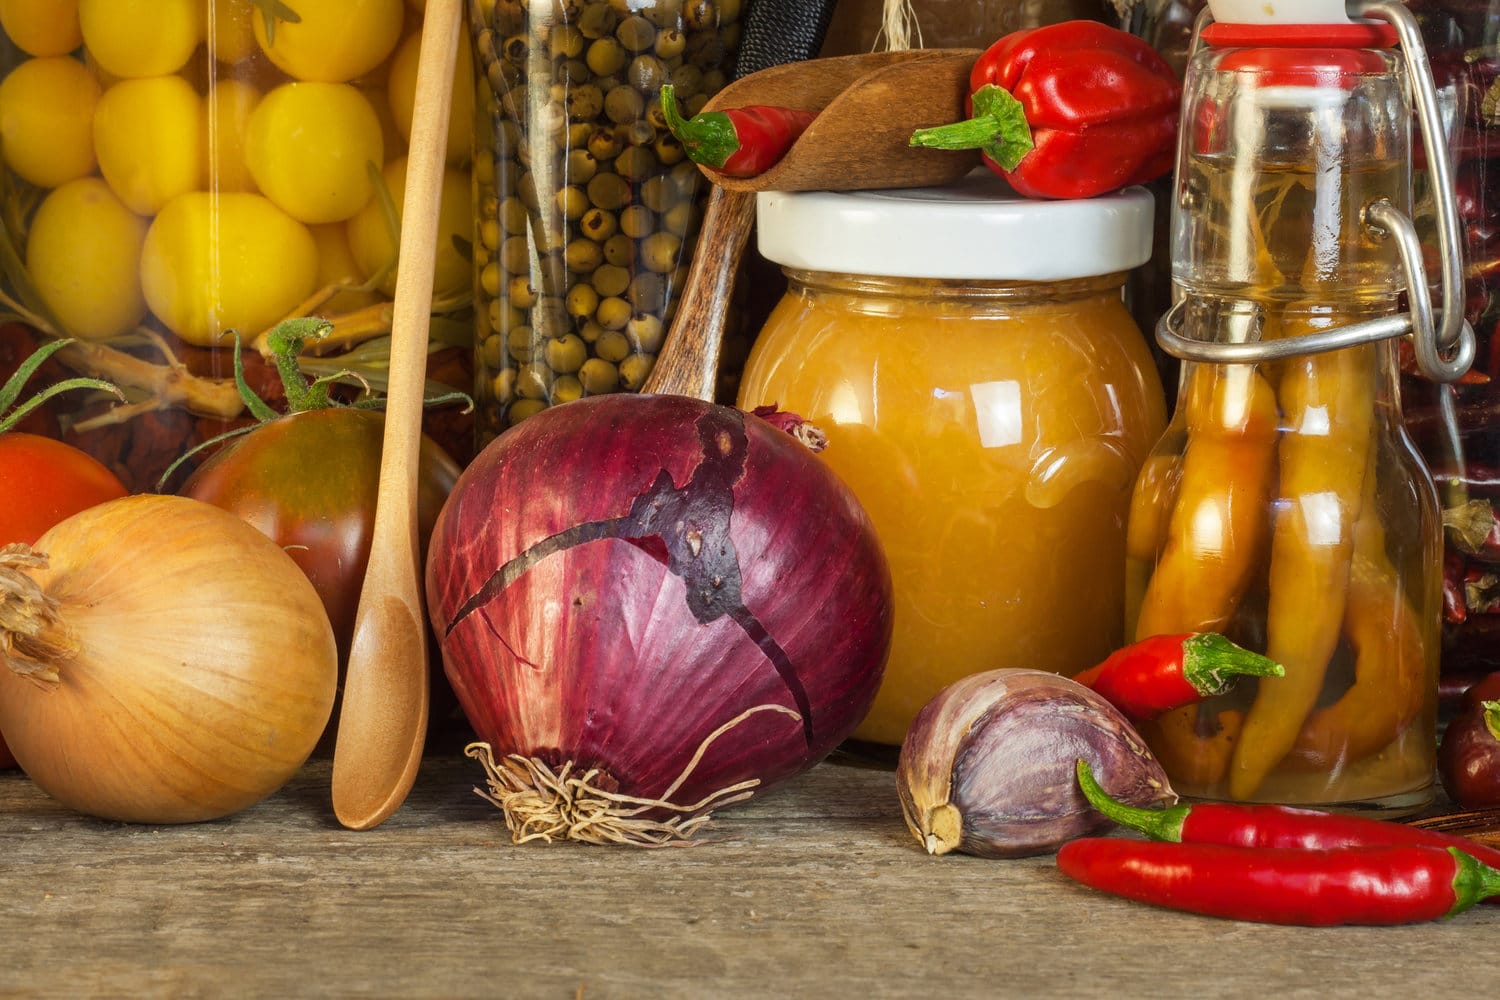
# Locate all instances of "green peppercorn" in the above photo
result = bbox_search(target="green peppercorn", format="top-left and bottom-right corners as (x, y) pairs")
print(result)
(551, 24), (585, 58)
(661, 199), (696, 237)
(594, 328), (632, 362)
(670, 63), (703, 98)
(509, 275), (538, 309)
(579, 206), (618, 241)
(489, 300), (525, 332)
(481, 332), (507, 370)
(653, 28), (686, 59)
(586, 125), (625, 160)
(639, 175), (676, 213)
(499, 235), (531, 273)
(626, 311), (666, 353)
(551, 374), (585, 405)
(592, 263), (631, 297)
(564, 237), (603, 273)
(577, 2), (619, 39)
(622, 119), (656, 146)
(652, 131), (685, 166)
(586, 171), (630, 210)
(628, 271), (667, 312)
(642, 0), (684, 28)
(479, 217), (502, 252)
(602, 233), (634, 266)
(565, 82), (604, 120)
(604, 84), (645, 124)
(578, 356), (620, 394)
(627, 53), (668, 93)
(595, 295), (633, 330)
(619, 352), (655, 391)
(619, 203), (655, 238)
(516, 363), (554, 400)
(565, 282), (600, 318)
(555, 185), (590, 220)
(490, 366), (517, 403)
(508, 324), (536, 362)
(480, 260), (503, 295)
(614, 145), (657, 181)
(585, 36), (628, 76)
(565, 148), (599, 184)
(615, 15), (656, 52)
(578, 319), (607, 344)
(639, 231), (681, 274)
(544, 333), (588, 373)
(508, 398), (547, 424)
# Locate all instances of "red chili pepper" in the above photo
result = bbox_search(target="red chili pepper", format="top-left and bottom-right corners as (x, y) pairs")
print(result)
(1074, 758), (1500, 879)
(907, 20), (1181, 200)
(659, 84), (817, 178)
(1071, 632), (1283, 723)
(1056, 838), (1500, 926)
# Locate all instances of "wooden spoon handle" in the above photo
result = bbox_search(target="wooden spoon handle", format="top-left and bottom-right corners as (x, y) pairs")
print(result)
(331, 0), (462, 830)
(640, 185), (757, 401)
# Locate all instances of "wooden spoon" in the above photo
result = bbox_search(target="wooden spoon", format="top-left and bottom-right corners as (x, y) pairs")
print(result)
(331, 0), (463, 830)
(644, 49), (980, 396)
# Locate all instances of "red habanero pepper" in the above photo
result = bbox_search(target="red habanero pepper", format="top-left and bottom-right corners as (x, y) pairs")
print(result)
(660, 85), (817, 178)
(1072, 633), (1283, 723)
(1074, 759), (1500, 885)
(1056, 838), (1500, 926)
(908, 20), (1181, 200)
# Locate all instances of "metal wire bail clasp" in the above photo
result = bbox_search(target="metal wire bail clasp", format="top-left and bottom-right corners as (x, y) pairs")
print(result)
(1156, 0), (1477, 383)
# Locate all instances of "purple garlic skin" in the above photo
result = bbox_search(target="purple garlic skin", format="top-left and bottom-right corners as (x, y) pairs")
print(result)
(896, 668), (1176, 859)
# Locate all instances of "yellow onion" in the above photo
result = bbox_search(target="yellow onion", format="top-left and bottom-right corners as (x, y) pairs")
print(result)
(0, 494), (337, 823)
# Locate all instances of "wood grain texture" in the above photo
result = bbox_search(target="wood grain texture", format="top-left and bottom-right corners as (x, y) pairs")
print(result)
(0, 756), (1492, 998)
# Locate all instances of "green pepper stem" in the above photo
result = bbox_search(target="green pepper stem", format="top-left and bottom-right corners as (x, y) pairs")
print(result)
(660, 84), (740, 170)
(1075, 758), (1190, 842)
(1483, 700), (1500, 741)
(908, 84), (1035, 171)
(1181, 633), (1285, 697)
(1448, 847), (1500, 915)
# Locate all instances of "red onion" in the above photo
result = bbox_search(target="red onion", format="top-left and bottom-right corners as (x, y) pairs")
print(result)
(425, 394), (893, 845)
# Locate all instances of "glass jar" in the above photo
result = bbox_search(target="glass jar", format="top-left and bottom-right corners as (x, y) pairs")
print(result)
(0, 1), (478, 489)
(737, 172), (1167, 751)
(1134, 16), (1453, 814)
(469, 0), (740, 445)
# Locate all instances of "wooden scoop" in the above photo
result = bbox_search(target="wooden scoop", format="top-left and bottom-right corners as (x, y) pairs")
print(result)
(643, 49), (981, 397)
(330, 0), (463, 830)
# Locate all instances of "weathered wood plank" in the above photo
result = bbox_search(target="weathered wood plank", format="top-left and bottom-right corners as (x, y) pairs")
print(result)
(0, 756), (1492, 998)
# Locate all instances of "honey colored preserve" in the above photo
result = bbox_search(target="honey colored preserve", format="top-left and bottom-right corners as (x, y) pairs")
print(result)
(740, 267), (1166, 747)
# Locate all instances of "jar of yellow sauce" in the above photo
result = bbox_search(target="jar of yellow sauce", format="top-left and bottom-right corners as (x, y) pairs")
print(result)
(737, 172), (1167, 751)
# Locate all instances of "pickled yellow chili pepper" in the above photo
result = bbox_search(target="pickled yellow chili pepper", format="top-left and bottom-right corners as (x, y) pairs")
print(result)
(1123, 451), (1180, 636)
(1147, 704), (1244, 790)
(1286, 480), (1429, 771)
(1133, 361), (1278, 640)
(1229, 318), (1376, 801)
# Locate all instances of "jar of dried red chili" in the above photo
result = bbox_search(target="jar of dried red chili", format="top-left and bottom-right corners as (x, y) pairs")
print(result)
(736, 170), (1166, 753)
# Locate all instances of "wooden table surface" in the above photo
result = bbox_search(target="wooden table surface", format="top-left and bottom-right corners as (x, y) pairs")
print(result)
(2, 750), (1493, 999)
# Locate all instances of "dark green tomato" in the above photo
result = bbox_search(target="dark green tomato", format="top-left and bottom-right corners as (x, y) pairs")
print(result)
(180, 408), (461, 659)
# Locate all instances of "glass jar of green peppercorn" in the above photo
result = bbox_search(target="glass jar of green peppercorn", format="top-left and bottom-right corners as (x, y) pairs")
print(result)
(468, 0), (740, 442)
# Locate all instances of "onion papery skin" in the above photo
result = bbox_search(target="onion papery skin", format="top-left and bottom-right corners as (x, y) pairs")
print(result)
(426, 394), (893, 827)
(0, 495), (338, 824)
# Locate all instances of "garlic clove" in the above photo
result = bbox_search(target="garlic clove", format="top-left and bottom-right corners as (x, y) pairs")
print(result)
(897, 668), (1176, 859)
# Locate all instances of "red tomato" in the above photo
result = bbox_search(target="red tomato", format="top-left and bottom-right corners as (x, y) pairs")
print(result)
(0, 432), (129, 767)
(179, 408), (461, 661)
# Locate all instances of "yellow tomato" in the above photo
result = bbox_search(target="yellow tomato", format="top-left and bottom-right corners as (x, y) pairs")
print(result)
(141, 192), (320, 347)
(253, 0), (404, 83)
(309, 223), (382, 313)
(208, 0), (257, 64)
(0, 0), (82, 57)
(346, 155), (472, 300)
(0, 56), (99, 187)
(93, 74), (203, 215)
(204, 78), (259, 193)
(79, 0), (203, 78)
(26, 178), (148, 341)
(245, 81), (384, 224)
(386, 23), (474, 165)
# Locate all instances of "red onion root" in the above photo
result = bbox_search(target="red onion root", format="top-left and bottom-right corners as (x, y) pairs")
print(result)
(465, 703), (803, 847)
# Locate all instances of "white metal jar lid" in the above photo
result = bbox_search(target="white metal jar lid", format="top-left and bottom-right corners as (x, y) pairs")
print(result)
(755, 169), (1155, 282)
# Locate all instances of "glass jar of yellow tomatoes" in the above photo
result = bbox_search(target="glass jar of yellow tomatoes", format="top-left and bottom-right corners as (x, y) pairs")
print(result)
(737, 170), (1167, 753)
(0, 0), (476, 488)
